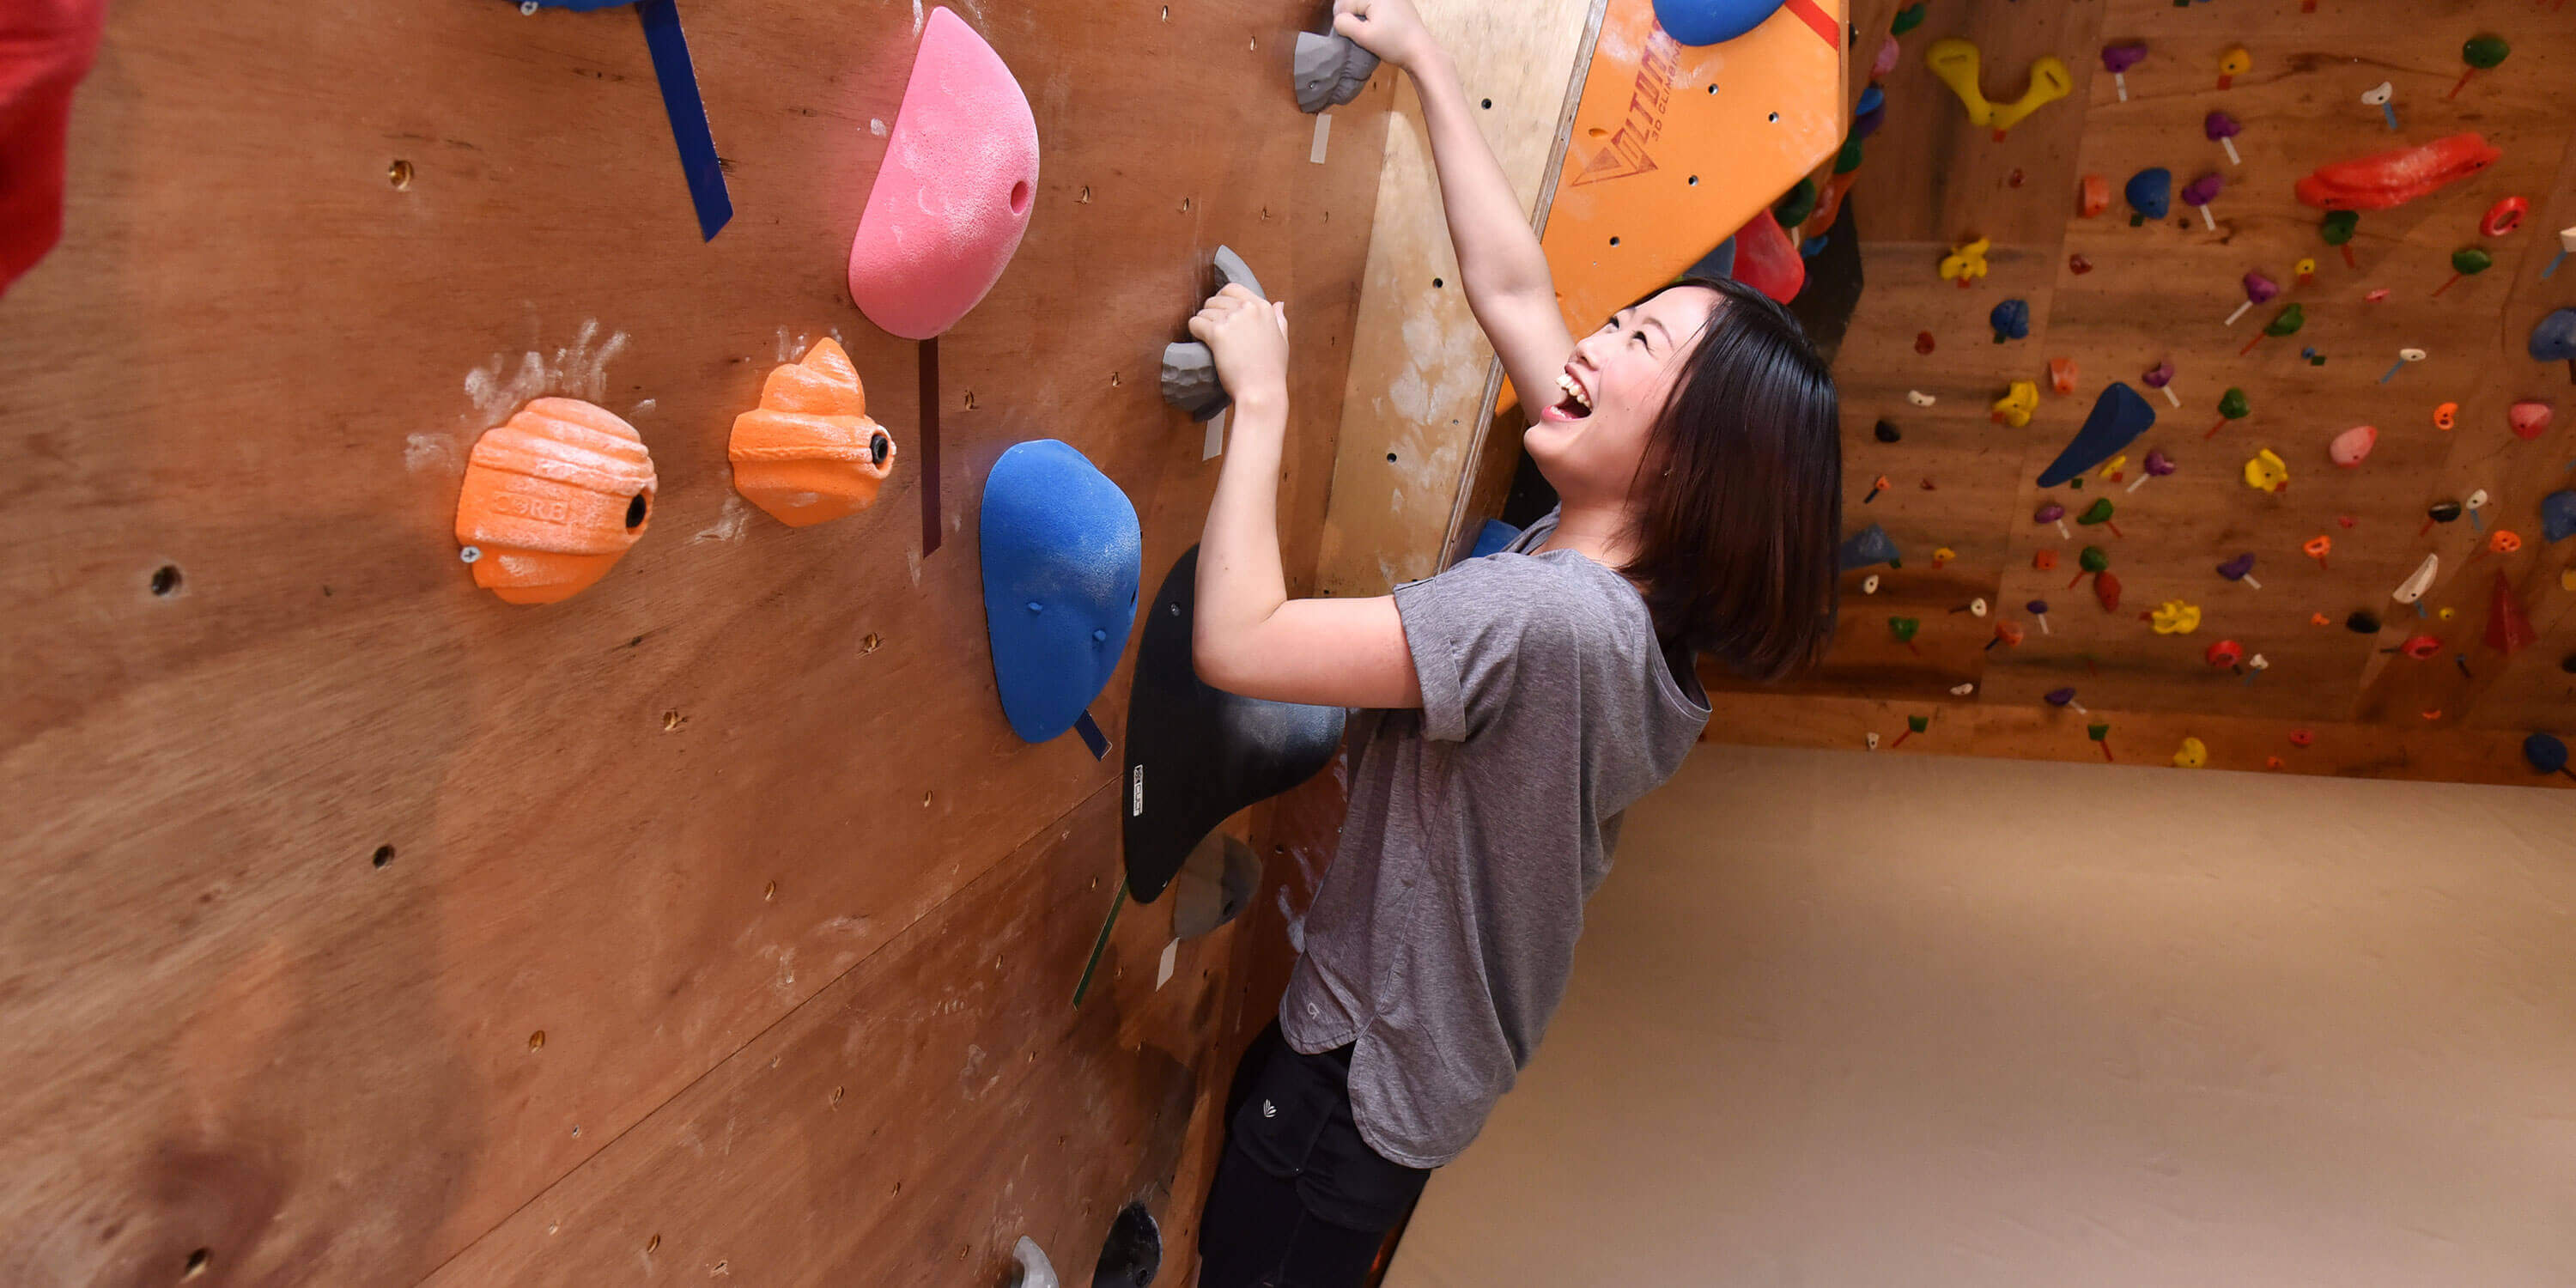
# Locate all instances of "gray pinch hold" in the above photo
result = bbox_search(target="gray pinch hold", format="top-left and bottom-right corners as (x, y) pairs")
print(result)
(1292, 31), (1378, 113)
(1160, 245), (1267, 422)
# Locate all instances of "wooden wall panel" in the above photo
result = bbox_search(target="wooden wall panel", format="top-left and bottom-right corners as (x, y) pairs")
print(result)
(0, 1), (1385, 1284)
(1704, 0), (2576, 788)
(1315, 0), (1605, 596)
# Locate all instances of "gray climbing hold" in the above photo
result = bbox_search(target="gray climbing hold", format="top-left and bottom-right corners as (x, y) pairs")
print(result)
(1160, 246), (1268, 422)
(1293, 31), (1379, 112)
(1008, 1236), (1057, 1288)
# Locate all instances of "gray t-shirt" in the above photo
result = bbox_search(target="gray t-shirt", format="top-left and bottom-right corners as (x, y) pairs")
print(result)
(1279, 507), (1712, 1168)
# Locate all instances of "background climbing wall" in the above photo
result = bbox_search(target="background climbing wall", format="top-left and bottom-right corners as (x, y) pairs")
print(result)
(1703, 0), (2576, 787)
(0, 1), (1395, 1283)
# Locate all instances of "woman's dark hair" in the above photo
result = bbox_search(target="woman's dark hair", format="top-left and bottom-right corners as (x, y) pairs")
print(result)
(1617, 274), (1842, 683)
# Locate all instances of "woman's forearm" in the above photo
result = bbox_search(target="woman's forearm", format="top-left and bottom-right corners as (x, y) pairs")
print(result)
(1409, 51), (1553, 305)
(1194, 391), (1290, 686)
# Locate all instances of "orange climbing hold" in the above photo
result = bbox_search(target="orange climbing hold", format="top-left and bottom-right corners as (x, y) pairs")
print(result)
(729, 337), (899, 527)
(454, 398), (657, 605)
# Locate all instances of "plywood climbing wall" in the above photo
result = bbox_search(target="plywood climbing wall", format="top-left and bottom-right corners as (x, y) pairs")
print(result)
(0, 1), (1392, 1283)
(1703, 0), (2576, 788)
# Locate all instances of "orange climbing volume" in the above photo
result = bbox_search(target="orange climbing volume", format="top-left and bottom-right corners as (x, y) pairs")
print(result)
(454, 398), (657, 605)
(728, 337), (898, 527)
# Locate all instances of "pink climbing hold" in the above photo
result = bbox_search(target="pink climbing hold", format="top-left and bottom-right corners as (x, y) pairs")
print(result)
(848, 8), (1041, 340)
(2330, 423), (2377, 467)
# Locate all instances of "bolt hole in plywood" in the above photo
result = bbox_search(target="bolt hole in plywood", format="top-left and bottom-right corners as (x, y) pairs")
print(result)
(387, 158), (411, 189)
(149, 563), (181, 596)
(371, 845), (395, 869)
(182, 1248), (210, 1279)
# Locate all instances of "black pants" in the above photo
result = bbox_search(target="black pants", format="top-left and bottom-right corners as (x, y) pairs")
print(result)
(1196, 1018), (1435, 1288)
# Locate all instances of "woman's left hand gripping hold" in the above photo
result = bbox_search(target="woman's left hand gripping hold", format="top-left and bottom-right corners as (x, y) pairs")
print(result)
(1188, 284), (1291, 411)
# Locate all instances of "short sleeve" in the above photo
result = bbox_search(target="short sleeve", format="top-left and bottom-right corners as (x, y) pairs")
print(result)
(1393, 556), (1572, 743)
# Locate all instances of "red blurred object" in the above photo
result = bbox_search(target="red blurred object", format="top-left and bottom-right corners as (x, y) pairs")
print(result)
(1728, 206), (1805, 304)
(2069, 252), (2094, 275)
(2093, 570), (2122, 612)
(2396, 635), (2443, 659)
(2508, 401), (2553, 440)
(1915, 331), (1935, 355)
(2293, 133), (2500, 211)
(2486, 570), (2535, 653)
(2480, 195), (2529, 237)
(0, 0), (106, 297)
(2204, 639), (2244, 667)
(2289, 729), (2315, 747)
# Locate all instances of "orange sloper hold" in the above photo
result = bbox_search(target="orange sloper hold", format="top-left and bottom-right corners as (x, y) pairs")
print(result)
(455, 398), (656, 605)
(728, 338), (898, 526)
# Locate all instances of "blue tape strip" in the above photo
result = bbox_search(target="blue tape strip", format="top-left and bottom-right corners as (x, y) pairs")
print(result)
(635, 0), (732, 240)
(1072, 710), (1110, 760)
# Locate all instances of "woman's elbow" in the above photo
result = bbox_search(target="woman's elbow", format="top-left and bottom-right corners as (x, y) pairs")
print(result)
(1191, 625), (1242, 692)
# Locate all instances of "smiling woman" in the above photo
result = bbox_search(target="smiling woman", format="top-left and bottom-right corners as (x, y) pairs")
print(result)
(1182, 2), (1839, 1285)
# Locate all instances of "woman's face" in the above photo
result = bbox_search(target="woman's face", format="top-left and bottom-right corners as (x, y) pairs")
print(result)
(1528, 285), (1721, 505)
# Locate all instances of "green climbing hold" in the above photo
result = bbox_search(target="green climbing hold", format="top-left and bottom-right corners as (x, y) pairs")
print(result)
(2078, 498), (2115, 526)
(1889, 616), (1921, 643)
(2079, 545), (2110, 574)
(2086, 722), (2111, 742)
(1906, 714), (1930, 733)
(2451, 246), (2494, 276)
(2263, 303), (2306, 338)
(1892, 3), (1927, 36)
(2319, 210), (2359, 246)
(1774, 177), (1818, 230)
(2219, 387), (2250, 419)
(2462, 33), (2510, 70)
(1834, 134), (1865, 175)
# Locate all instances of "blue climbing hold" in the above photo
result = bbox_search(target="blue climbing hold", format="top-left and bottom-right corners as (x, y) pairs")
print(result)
(2542, 490), (2576, 544)
(1838, 522), (1901, 571)
(2125, 167), (2172, 222)
(2526, 732), (2570, 776)
(1853, 85), (1886, 141)
(2530, 307), (2576, 364)
(1653, 0), (1789, 46)
(1990, 298), (2031, 343)
(980, 440), (1143, 744)
(2036, 383), (2157, 488)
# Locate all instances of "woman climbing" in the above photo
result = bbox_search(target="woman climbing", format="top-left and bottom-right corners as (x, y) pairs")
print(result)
(1184, 0), (1843, 1283)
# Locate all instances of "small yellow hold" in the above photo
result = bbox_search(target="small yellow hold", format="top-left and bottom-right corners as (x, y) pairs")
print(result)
(1933, 546), (1957, 567)
(1991, 380), (2039, 428)
(2243, 448), (2288, 493)
(2563, 568), (2576, 592)
(2218, 46), (2252, 78)
(1940, 236), (1993, 284)
(2097, 454), (2128, 480)
(2293, 257), (2318, 280)
(2172, 737), (2209, 769)
(2150, 599), (2202, 635)
(2437, 606), (2458, 621)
